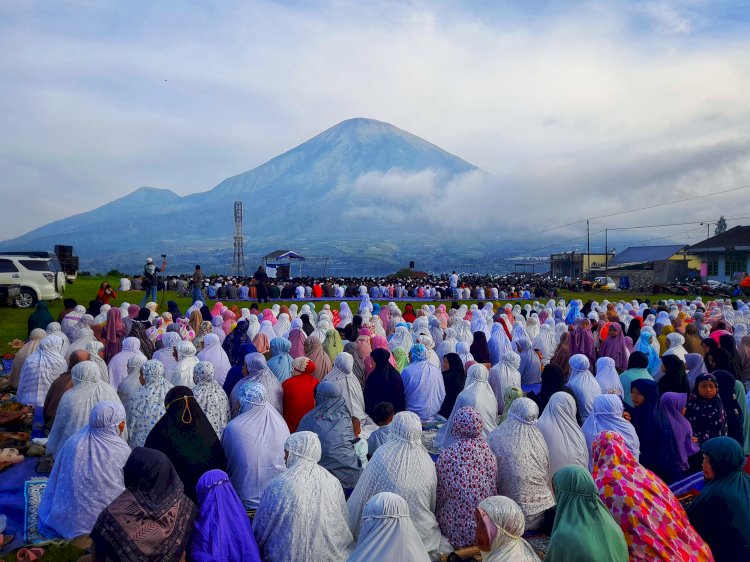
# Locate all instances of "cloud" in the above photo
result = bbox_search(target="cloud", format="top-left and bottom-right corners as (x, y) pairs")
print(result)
(1, 0), (749, 243)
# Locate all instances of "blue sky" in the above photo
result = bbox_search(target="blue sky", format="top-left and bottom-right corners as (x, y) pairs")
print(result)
(1, 0), (749, 243)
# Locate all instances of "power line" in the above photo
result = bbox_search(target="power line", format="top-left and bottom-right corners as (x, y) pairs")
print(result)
(504, 183), (750, 245)
(596, 184), (750, 221)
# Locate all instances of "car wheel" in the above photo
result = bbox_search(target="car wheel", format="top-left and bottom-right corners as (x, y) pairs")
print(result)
(15, 289), (37, 308)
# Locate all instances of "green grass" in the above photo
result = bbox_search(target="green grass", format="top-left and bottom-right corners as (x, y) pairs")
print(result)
(0, 276), (702, 356)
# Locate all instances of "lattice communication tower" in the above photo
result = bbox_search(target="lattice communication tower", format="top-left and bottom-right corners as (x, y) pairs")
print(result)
(232, 201), (245, 276)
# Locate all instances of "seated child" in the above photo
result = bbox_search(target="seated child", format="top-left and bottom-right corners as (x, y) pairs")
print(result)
(352, 417), (368, 468)
(366, 402), (395, 458)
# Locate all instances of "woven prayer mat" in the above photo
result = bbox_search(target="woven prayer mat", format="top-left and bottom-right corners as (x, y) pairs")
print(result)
(24, 477), (61, 544)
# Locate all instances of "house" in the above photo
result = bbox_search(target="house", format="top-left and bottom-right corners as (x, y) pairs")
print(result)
(592, 245), (699, 288)
(688, 226), (750, 282)
(549, 252), (611, 279)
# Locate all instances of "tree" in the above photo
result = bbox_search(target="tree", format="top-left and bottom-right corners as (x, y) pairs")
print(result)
(715, 216), (727, 235)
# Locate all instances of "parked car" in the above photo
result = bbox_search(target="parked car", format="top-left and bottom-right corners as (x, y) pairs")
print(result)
(0, 252), (66, 307)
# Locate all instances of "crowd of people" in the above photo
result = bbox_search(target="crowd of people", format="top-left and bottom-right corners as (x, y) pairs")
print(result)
(7, 287), (750, 561)
(118, 265), (557, 304)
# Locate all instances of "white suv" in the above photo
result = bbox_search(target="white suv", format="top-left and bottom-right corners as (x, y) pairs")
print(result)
(0, 252), (67, 308)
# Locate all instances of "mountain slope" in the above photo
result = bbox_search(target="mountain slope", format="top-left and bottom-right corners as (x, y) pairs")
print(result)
(1, 118), (482, 273)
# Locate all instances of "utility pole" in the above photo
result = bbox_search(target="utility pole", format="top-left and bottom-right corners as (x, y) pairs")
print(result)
(586, 219), (590, 280)
(604, 228), (608, 280)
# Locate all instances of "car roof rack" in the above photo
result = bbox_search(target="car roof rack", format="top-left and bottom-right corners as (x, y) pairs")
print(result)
(0, 251), (56, 258)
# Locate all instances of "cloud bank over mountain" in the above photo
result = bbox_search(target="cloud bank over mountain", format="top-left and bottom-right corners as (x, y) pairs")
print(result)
(2, 0), (750, 253)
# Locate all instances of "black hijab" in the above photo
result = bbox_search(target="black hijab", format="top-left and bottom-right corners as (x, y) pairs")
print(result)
(364, 348), (406, 416)
(90, 447), (195, 562)
(630, 378), (682, 483)
(626, 319), (641, 347)
(658, 354), (690, 395)
(167, 300), (183, 321)
(719, 334), (741, 376)
(144, 387), (227, 502)
(300, 314), (315, 336)
(707, 347), (733, 374)
(528, 364), (565, 414)
(199, 305), (213, 323)
(439, 352), (467, 418)
(88, 299), (103, 318)
(222, 319), (250, 366)
(222, 342), (258, 396)
(469, 331), (491, 364)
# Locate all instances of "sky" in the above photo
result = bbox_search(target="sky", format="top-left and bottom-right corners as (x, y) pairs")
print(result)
(1, 0), (750, 250)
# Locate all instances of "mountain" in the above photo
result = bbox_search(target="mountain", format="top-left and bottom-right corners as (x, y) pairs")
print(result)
(1, 118), (484, 274)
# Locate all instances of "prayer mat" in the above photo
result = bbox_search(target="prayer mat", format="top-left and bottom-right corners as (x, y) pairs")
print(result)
(525, 533), (551, 558)
(24, 477), (60, 544)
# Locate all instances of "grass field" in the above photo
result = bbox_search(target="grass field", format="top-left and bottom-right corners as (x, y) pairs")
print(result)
(0, 276), (707, 357)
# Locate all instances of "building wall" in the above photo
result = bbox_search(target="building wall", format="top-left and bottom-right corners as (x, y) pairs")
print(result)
(702, 252), (750, 282)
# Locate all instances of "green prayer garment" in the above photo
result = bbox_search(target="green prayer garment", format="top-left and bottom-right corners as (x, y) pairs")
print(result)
(733, 380), (750, 455)
(687, 437), (750, 562)
(545, 465), (629, 562)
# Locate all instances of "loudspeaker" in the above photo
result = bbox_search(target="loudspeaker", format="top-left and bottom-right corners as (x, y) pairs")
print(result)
(409, 261), (415, 269)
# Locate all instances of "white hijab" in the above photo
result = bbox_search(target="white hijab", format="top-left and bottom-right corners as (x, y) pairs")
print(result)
(117, 353), (147, 418)
(85, 340), (110, 383)
(581, 394), (640, 468)
(192, 361), (230, 438)
(347, 492), (430, 562)
(347, 412), (449, 556)
(322, 352), (374, 434)
(17, 334), (67, 408)
(400, 352), (446, 421)
(169, 340), (198, 388)
(127, 360), (174, 449)
(435, 364), (498, 450)
(487, 398), (555, 530)
(536, 392), (589, 476)
(222, 381), (288, 510)
(566, 354), (602, 423)
(253, 431), (353, 562)
(230, 353), (283, 417)
(196, 333), (232, 386)
(152, 331), (181, 371)
(477, 496), (540, 562)
(488, 352), (522, 413)
(108, 337), (146, 390)
(663, 332), (688, 362)
(532, 323), (557, 366)
(245, 315), (260, 340)
(46, 361), (123, 458)
(594, 356), (624, 397)
(38, 401), (130, 539)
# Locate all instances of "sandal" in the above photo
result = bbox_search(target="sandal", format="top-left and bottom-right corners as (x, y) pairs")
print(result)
(16, 547), (44, 561)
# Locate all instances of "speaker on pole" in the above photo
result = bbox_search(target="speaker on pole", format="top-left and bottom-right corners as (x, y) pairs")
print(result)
(409, 261), (415, 269)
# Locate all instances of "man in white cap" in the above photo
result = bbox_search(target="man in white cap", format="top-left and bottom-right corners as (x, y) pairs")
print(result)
(140, 256), (166, 306)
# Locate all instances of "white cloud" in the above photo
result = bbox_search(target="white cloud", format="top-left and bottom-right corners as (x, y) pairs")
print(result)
(0, 0), (749, 243)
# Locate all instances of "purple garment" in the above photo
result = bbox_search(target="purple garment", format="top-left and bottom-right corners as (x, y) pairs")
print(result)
(189, 469), (262, 562)
(624, 336), (634, 353)
(570, 325), (596, 367)
(598, 324), (629, 372)
(661, 392), (700, 471)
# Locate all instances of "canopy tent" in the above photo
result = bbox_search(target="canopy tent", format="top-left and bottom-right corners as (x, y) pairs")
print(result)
(262, 250), (305, 279)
